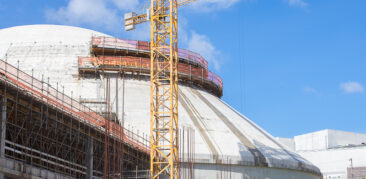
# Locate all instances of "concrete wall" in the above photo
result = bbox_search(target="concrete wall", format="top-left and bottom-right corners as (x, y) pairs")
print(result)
(278, 130), (366, 179)
(298, 146), (366, 179)
(294, 130), (366, 151)
(275, 137), (295, 152)
(327, 130), (366, 149)
(295, 130), (329, 151)
(192, 163), (321, 179)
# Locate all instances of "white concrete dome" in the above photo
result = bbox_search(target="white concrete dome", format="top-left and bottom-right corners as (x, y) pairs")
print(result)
(0, 25), (321, 179)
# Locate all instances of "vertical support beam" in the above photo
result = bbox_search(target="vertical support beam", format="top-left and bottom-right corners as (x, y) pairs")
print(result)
(150, 0), (179, 177)
(86, 137), (94, 179)
(0, 97), (7, 179)
(0, 97), (7, 158)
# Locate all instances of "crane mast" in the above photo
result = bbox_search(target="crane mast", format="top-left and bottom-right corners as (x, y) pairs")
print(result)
(149, 0), (178, 178)
(125, 0), (195, 178)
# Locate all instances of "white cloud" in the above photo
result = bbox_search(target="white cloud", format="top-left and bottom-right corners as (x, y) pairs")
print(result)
(187, 31), (221, 71)
(285, 0), (308, 8)
(188, 0), (240, 12)
(110, 0), (139, 11)
(178, 17), (189, 46)
(45, 0), (139, 31)
(45, 0), (240, 34)
(340, 81), (364, 94)
(303, 86), (318, 94)
(46, 0), (118, 31)
(45, 0), (227, 69)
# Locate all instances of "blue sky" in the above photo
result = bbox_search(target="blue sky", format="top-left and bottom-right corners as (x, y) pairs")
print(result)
(0, 0), (365, 137)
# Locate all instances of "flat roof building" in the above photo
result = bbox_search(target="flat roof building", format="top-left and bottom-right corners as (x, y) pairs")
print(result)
(278, 130), (366, 179)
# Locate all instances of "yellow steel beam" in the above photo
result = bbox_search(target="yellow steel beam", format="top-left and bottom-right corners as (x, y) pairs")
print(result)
(124, 0), (197, 178)
(177, 0), (196, 7)
(150, 0), (178, 178)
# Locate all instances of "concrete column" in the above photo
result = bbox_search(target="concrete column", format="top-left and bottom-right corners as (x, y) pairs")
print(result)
(85, 137), (93, 179)
(0, 97), (7, 179)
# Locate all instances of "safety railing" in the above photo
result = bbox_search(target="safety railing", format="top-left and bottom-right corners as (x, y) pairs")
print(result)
(0, 59), (149, 152)
(79, 56), (223, 91)
(92, 36), (208, 69)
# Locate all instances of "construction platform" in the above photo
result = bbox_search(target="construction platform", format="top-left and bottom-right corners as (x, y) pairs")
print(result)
(78, 36), (223, 98)
(0, 60), (149, 178)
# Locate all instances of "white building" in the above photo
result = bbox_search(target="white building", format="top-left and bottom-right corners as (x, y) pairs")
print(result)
(278, 130), (366, 179)
(0, 24), (322, 179)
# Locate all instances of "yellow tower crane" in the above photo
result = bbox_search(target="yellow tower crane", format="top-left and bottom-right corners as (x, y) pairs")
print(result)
(124, 0), (195, 178)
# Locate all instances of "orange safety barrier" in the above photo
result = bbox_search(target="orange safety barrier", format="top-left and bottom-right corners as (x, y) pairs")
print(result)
(78, 56), (223, 90)
(92, 36), (208, 69)
(0, 60), (149, 153)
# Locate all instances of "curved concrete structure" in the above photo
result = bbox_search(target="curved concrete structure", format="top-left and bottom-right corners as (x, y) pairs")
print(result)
(0, 25), (322, 179)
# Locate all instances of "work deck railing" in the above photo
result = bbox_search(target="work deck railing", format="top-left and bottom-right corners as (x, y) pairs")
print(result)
(0, 59), (149, 153)
(78, 56), (223, 94)
(92, 36), (208, 69)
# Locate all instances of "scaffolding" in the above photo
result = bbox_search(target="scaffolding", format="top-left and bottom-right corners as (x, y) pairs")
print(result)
(79, 36), (223, 98)
(91, 36), (208, 69)
(0, 59), (150, 178)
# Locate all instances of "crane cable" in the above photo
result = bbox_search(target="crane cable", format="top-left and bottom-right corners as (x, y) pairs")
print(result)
(238, 2), (246, 113)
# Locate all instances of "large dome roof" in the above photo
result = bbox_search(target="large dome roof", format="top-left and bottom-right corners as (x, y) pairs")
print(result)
(0, 24), (108, 43)
(0, 25), (321, 178)
(0, 25), (109, 58)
